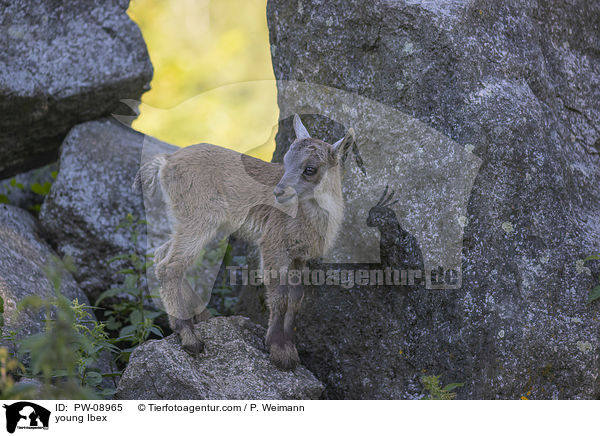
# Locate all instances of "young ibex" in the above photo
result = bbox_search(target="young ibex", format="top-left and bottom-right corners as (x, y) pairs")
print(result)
(134, 115), (355, 370)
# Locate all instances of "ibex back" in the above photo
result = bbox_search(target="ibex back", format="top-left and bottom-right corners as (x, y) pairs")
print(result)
(134, 115), (355, 369)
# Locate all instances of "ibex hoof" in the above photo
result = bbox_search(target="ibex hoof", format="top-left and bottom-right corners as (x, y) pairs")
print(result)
(179, 329), (205, 356)
(182, 338), (205, 356)
(269, 343), (300, 371)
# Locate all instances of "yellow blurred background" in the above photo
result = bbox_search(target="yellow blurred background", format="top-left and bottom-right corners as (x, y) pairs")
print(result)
(127, 0), (278, 161)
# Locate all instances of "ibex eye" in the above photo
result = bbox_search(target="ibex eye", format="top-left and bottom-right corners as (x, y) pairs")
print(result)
(304, 166), (316, 175)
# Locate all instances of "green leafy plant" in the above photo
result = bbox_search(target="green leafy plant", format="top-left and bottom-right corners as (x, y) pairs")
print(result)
(0, 297), (33, 400)
(30, 181), (53, 196)
(0, 178), (25, 204)
(211, 242), (238, 315)
(0, 170), (57, 214)
(584, 254), (600, 303)
(0, 348), (34, 400)
(70, 299), (120, 396)
(0, 325), (18, 355)
(28, 171), (57, 214)
(17, 255), (118, 399)
(420, 374), (463, 400)
(96, 214), (164, 363)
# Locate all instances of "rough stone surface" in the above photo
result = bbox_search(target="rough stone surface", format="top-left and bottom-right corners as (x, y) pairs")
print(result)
(244, 0), (600, 399)
(115, 316), (324, 400)
(0, 204), (92, 352)
(0, 0), (153, 179)
(39, 119), (177, 301)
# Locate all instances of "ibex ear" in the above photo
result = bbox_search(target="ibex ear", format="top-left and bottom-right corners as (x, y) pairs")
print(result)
(332, 128), (355, 156)
(293, 114), (310, 140)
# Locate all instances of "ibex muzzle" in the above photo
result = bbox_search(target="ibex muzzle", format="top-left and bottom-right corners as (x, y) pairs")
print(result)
(134, 114), (355, 370)
(273, 184), (295, 204)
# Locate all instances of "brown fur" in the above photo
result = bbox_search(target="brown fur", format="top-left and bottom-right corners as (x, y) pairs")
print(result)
(135, 115), (354, 370)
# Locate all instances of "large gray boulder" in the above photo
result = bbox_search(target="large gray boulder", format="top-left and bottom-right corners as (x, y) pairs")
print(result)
(39, 119), (176, 300)
(115, 316), (324, 400)
(242, 0), (600, 399)
(0, 204), (92, 351)
(0, 0), (153, 179)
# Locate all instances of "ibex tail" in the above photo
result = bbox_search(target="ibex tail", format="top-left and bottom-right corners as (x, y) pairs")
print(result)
(133, 154), (168, 196)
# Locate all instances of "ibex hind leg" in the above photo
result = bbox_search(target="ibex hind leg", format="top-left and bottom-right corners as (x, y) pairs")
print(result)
(153, 240), (171, 266)
(156, 227), (215, 355)
(167, 279), (206, 356)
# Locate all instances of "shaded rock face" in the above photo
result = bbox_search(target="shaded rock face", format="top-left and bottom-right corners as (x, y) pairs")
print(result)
(0, 204), (91, 352)
(39, 119), (177, 300)
(256, 0), (600, 398)
(115, 316), (324, 400)
(0, 0), (153, 179)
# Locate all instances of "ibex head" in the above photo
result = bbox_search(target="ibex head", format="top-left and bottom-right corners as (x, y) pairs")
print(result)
(273, 114), (355, 204)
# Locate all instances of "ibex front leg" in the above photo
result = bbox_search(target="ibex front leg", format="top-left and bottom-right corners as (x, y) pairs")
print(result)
(283, 281), (303, 362)
(264, 260), (303, 370)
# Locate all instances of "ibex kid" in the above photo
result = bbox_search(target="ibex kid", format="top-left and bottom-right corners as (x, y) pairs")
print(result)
(134, 115), (355, 370)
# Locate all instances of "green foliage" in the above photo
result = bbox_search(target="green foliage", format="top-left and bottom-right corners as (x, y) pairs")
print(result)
(0, 292), (27, 400)
(0, 170), (57, 214)
(30, 182), (52, 196)
(210, 285), (237, 317)
(420, 374), (463, 400)
(17, 256), (118, 399)
(96, 214), (164, 363)
(0, 178), (24, 205)
(584, 254), (600, 303)
(0, 348), (34, 400)
(9, 178), (24, 189)
(70, 300), (120, 395)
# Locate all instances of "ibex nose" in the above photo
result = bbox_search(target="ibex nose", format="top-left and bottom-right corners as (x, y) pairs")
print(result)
(274, 184), (296, 203)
